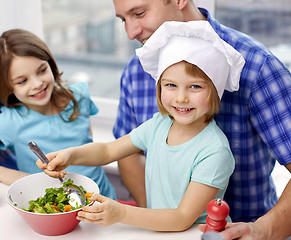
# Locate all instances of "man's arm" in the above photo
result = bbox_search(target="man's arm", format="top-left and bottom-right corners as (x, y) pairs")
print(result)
(118, 152), (147, 207)
(250, 162), (291, 240)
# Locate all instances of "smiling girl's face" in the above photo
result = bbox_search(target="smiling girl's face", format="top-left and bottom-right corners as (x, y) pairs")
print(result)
(160, 61), (212, 128)
(9, 56), (55, 115)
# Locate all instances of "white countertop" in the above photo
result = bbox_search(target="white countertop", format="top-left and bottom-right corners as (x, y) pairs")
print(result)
(0, 183), (202, 240)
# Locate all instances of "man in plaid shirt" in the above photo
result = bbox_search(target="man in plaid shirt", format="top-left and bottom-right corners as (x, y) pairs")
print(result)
(112, 1), (291, 239)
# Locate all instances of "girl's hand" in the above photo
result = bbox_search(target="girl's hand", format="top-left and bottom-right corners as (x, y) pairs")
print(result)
(77, 194), (125, 226)
(35, 149), (72, 178)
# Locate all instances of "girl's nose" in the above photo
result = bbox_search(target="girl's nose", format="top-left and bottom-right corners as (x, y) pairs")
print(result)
(176, 90), (189, 103)
(31, 77), (43, 89)
(125, 19), (142, 41)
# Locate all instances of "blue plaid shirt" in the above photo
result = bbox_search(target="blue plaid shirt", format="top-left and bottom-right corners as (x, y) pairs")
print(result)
(113, 8), (291, 222)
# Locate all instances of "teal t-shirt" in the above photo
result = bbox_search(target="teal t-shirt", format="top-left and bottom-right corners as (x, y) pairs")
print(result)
(0, 82), (116, 199)
(130, 112), (234, 223)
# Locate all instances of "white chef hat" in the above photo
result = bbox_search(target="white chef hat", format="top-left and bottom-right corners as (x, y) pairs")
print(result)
(136, 21), (245, 99)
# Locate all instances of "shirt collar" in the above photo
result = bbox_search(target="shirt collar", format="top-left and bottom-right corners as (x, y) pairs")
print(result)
(198, 7), (223, 36)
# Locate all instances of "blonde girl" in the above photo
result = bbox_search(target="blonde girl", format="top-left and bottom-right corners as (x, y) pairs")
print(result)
(37, 21), (244, 231)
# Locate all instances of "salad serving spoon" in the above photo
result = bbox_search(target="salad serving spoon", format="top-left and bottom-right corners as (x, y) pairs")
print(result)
(28, 141), (86, 208)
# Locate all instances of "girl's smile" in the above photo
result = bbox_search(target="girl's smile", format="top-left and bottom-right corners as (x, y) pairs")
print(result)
(173, 106), (194, 113)
(29, 86), (48, 99)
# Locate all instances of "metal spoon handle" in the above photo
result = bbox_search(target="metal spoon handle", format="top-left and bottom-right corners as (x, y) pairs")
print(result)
(28, 141), (63, 183)
(28, 141), (49, 164)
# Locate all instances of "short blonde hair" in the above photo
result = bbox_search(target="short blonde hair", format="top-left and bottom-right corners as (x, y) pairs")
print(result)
(156, 61), (220, 123)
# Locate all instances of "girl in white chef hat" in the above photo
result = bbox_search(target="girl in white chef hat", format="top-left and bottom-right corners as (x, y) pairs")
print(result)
(38, 21), (245, 231)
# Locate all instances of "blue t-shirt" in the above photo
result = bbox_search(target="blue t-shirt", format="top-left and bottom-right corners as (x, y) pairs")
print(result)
(0, 82), (116, 199)
(130, 113), (235, 223)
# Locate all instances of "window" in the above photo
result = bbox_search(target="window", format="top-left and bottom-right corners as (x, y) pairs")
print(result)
(42, 0), (140, 100)
(216, 0), (291, 69)
(41, 0), (291, 101)
(3, 1), (289, 100)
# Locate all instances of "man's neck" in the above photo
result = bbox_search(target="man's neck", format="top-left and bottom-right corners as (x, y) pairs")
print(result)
(183, 4), (207, 22)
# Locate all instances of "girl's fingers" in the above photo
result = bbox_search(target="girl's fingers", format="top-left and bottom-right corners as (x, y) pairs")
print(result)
(82, 202), (103, 213)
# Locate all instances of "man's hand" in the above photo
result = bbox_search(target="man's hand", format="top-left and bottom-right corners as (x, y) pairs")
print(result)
(199, 222), (261, 240)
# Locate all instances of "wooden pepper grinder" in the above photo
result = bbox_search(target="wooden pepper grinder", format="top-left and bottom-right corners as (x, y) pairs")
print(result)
(204, 198), (229, 233)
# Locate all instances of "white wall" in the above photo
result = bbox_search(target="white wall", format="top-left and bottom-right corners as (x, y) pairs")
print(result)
(0, 0), (43, 38)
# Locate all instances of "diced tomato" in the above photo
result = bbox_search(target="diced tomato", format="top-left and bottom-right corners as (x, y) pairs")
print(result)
(52, 206), (61, 212)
